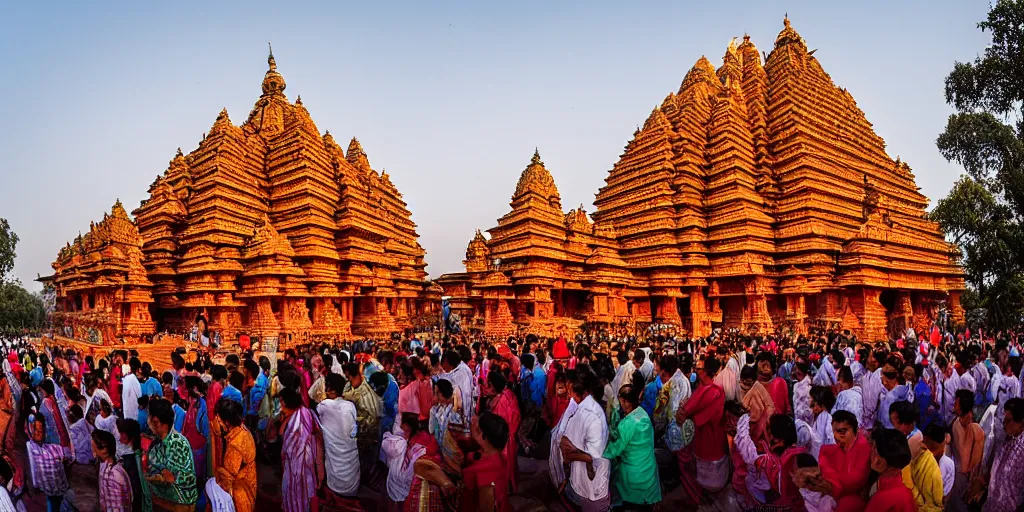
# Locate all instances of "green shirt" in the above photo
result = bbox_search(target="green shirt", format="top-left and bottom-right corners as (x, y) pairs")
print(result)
(146, 430), (198, 504)
(602, 407), (661, 504)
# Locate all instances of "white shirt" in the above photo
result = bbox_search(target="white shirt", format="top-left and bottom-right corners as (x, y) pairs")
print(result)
(811, 411), (835, 458)
(438, 362), (475, 422)
(318, 397), (360, 496)
(793, 377), (813, 426)
(832, 387), (863, 429)
(562, 396), (610, 501)
(549, 398), (580, 487)
(121, 373), (142, 424)
(938, 454), (955, 496)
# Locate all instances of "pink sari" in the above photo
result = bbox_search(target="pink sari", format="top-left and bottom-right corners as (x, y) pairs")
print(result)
(489, 390), (520, 491)
(281, 407), (324, 512)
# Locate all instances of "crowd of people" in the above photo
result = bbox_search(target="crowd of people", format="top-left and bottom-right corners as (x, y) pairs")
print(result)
(1, 325), (1024, 512)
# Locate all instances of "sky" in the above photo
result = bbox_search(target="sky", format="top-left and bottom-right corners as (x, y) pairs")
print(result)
(0, 1), (993, 290)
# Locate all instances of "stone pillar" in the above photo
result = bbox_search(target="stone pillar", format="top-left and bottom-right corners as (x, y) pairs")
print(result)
(949, 291), (965, 326)
(689, 289), (712, 338)
(786, 295), (808, 335)
(860, 288), (887, 341)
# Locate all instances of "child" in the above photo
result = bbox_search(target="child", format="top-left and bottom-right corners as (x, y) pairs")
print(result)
(922, 423), (955, 504)
(96, 399), (121, 441)
(27, 416), (72, 512)
(67, 403), (95, 465)
(793, 452), (836, 512)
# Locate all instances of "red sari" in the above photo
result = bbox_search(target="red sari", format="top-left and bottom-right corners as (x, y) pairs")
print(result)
(819, 435), (871, 512)
(488, 389), (520, 491)
(763, 377), (790, 416)
(461, 452), (509, 512)
(676, 380), (725, 505)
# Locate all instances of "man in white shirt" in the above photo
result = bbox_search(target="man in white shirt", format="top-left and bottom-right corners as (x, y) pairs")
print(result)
(436, 351), (475, 423)
(318, 373), (360, 498)
(121, 358), (143, 424)
(923, 423), (955, 501)
(793, 362), (813, 426)
(556, 371), (610, 511)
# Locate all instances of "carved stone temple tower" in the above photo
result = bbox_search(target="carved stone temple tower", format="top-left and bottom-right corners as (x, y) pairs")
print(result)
(47, 47), (438, 347)
(438, 19), (964, 340)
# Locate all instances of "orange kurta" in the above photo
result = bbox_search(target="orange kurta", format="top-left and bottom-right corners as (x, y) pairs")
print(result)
(216, 426), (257, 512)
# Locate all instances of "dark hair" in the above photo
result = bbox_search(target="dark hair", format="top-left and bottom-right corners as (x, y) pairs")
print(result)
(871, 428), (912, 469)
(0, 457), (12, 485)
(279, 387), (302, 410)
(343, 363), (361, 379)
(923, 423), (947, 444)
(889, 400), (919, 426)
(837, 365), (854, 384)
(244, 359), (261, 379)
(118, 418), (143, 450)
(369, 371), (389, 397)
(40, 379), (55, 396)
(434, 379), (454, 400)
(129, 357), (141, 373)
(138, 395), (149, 408)
(704, 355), (721, 377)
(955, 389), (975, 414)
(794, 361), (810, 376)
(211, 365), (227, 382)
(217, 399), (245, 427)
(633, 350), (646, 363)
(832, 409), (858, 433)
(768, 414), (797, 448)
(756, 351), (776, 371)
(91, 429), (118, 459)
(442, 350), (461, 368)
(618, 384), (641, 408)
(161, 371), (173, 385)
(325, 373), (347, 395)
(795, 452), (819, 469)
(810, 386), (836, 411)
(401, 412), (421, 435)
(521, 353), (535, 370)
(660, 354), (679, 375)
(1005, 397), (1024, 423)
(487, 370), (506, 394)
(149, 398), (174, 427)
(740, 365), (757, 381)
(477, 411), (509, 450)
(229, 371), (245, 389)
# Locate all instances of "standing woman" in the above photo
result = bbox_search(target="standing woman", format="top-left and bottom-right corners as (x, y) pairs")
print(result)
(93, 429), (134, 512)
(603, 383), (662, 510)
(279, 387), (324, 512)
(485, 370), (520, 492)
(0, 366), (16, 456)
(461, 411), (511, 512)
(206, 400), (256, 512)
(181, 377), (209, 512)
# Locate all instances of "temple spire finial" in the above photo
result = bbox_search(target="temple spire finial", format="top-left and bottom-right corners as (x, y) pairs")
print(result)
(268, 42), (276, 70)
(532, 148), (541, 165)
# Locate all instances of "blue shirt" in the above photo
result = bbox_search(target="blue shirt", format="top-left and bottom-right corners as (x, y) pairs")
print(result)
(382, 379), (399, 433)
(137, 409), (149, 432)
(521, 366), (546, 408)
(641, 376), (663, 418)
(221, 385), (243, 405)
(247, 373), (268, 416)
(142, 377), (162, 398)
(29, 367), (43, 387)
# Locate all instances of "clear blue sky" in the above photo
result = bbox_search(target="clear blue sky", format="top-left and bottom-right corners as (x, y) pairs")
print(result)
(0, 1), (992, 289)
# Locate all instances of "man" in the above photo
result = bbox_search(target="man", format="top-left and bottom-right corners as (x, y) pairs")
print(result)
(935, 353), (972, 426)
(633, 348), (653, 384)
(865, 429), (916, 511)
(27, 416), (71, 512)
(712, 346), (737, 402)
(982, 397), (1024, 511)
(890, 401), (941, 511)
(792, 361), (813, 426)
(861, 349), (887, 432)
(146, 398), (198, 511)
(878, 361), (913, 429)
(555, 370), (610, 511)
(921, 423), (954, 506)
(437, 349), (476, 424)
(948, 389), (984, 511)
(607, 351), (635, 416)
(343, 362), (383, 490)
(815, 410), (871, 512)
(832, 366), (863, 429)
(122, 357), (143, 426)
(518, 353), (546, 411)
(675, 355), (726, 504)
(318, 373), (360, 500)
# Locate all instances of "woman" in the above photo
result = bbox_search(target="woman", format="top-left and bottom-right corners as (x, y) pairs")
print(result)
(207, 400), (256, 512)
(382, 412), (440, 511)
(145, 398), (198, 511)
(180, 377), (209, 512)
(603, 383), (661, 509)
(461, 411), (511, 512)
(118, 418), (153, 512)
(279, 387), (324, 512)
(485, 370), (520, 492)
(94, 429), (134, 512)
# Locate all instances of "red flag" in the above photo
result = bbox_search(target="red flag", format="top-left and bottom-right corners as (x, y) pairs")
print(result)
(965, 327), (971, 340)
(930, 326), (940, 347)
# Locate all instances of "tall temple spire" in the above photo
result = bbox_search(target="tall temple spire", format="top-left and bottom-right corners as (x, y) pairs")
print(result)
(262, 42), (286, 96)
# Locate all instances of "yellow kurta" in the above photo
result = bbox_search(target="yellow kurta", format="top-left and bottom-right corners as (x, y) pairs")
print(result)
(216, 426), (257, 512)
(902, 450), (943, 512)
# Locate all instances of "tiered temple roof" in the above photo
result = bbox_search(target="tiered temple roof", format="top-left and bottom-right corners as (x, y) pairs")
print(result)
(48, 47), (436, 345)
(439, 18), (964, 340)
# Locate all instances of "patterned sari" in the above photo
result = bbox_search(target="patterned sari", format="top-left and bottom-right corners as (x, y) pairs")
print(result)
(280, 407), (324, 512)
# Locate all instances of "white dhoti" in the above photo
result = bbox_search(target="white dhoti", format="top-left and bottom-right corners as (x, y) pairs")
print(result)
(696, 456), (730, 492)
(205, 478), (236, 512)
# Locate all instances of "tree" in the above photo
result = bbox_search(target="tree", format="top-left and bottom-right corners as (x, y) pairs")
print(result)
(0, 218), (17, 282)
(933, 0), (1024, 328)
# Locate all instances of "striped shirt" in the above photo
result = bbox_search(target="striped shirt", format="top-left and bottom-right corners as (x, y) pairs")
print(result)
(99, 460), (133, 512)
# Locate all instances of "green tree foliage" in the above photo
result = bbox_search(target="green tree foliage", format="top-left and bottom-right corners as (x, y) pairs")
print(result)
(933, 0), (1024, 328)
(0, 217), (47, 333)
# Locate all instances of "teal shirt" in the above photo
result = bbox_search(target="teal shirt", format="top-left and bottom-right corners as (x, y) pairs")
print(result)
(603, 407), (661, 505)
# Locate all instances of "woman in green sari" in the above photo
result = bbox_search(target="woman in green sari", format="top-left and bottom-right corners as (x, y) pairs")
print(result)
(603, 383), (661, 510)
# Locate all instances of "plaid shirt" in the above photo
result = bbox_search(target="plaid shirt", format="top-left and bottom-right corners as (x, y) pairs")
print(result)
(99, 461), (133, 512)
(26, 441), (69, 496)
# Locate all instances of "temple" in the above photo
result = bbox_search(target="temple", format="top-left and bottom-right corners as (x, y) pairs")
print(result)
(438, 19), (965, 340)
(46, 47), (440, 347)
